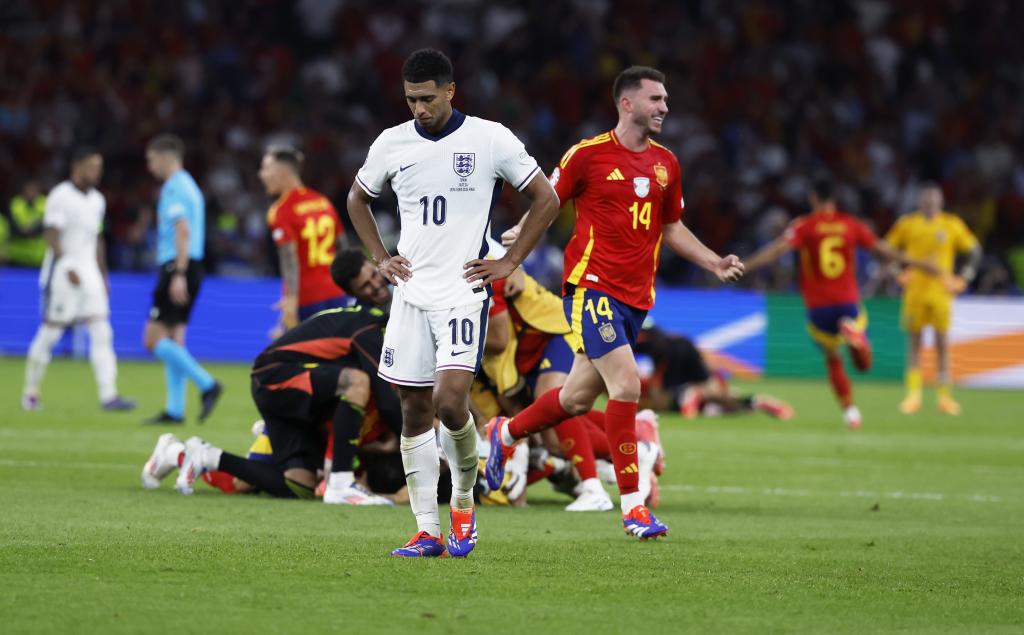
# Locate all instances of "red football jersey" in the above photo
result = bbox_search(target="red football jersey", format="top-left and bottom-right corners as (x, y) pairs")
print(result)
(267, 186), (345, 306)
(490, 278), (551, 375)
(554, 130), (685, 309)
(784, 209), (878, 308)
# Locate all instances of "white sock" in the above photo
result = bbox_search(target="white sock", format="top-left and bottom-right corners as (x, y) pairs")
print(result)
(329, 471), (355, 488)
(202, 444), (223, 471)
(401, 429), (441, 537)
(24, 324), (64, 396)
(440, 418), (479, 509)
(500, 421), (515, 446)
(167, 439), (185, 466)
(580, 477), (604, 495)
(621, 491), (644, 513)
(87, 320), (118, 402)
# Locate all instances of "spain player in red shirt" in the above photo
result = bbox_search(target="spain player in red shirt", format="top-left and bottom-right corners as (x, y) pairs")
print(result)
(744, 179), (936, 429)
(259, 146), (346, 330)
(472, 67), (744, 539)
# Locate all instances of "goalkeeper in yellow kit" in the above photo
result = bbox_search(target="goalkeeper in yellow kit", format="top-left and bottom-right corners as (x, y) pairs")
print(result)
(886, 183), (981, 415)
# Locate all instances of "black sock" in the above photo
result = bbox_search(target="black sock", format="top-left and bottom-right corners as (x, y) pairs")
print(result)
(737, 395), (755, 411)
(218, 452), (301, 499)
(331, 399), (364, 475)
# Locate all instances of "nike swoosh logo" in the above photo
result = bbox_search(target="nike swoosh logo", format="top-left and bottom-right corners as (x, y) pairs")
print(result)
(404, 471), (419, 478)
(460, 465), (477, 473)
(400, 163), (416, 172)
(451, 351), (467, 357)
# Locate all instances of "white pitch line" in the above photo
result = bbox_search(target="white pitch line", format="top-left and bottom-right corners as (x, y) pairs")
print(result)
(661, 484), (1007, 504)
(0, 458), (137, 471)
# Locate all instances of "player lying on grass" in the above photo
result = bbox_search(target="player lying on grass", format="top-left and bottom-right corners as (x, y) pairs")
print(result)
(743, 178), (938, 429)
(142, 260), (402, 504)
(636, 319), (793, 420)
(487, 66), (744, 540)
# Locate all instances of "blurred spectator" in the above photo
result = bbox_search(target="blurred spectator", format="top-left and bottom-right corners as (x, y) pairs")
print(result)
(6, 180), (47, 268)
(0, 0), (1021, 295)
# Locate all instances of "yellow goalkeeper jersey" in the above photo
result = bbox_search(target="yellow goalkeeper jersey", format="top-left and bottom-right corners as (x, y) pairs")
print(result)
(885, 210), (977, 297)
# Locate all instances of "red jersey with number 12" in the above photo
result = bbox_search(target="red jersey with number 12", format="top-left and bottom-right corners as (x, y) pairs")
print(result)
(553, 130), (685, 310)
(267, 186), (344, 306)
(784, 209), (877, 308)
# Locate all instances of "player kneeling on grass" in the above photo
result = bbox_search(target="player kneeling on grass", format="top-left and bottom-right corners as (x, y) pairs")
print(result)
(142, 261), (402, 504)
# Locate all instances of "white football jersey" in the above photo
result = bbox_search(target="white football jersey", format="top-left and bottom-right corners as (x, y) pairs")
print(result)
(356, 110), (540, 309)
(40, 181), (105, 285)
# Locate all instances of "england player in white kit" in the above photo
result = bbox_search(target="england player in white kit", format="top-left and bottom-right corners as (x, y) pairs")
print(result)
(347, 49), (560, 557)
(22, 149), (135, 411)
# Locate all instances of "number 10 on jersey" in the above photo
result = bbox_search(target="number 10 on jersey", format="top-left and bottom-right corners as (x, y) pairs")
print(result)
(420, 195), (447, 226)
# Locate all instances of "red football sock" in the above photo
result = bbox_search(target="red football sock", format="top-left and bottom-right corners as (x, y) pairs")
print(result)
(582, 410), (611, 459)
(826, 356), (853, 408)
(554, 416), (598, 480)
(508, 387), (571, 439)
(177, 451), (184, 467)
(526, 464), (554, 486)
(850, 343), (873, 372)
(604, 399), (640, 496)
(201, 470), (237, 494)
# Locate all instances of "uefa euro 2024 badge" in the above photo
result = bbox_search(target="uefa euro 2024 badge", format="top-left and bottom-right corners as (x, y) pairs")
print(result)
(633, 176), (650, 198)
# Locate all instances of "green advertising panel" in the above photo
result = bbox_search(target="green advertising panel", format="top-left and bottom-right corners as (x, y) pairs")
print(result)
(765, 294), (905, 380)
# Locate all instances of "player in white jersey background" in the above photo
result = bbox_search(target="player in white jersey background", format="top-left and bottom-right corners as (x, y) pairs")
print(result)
(21, 148), (136, 412)
(347, 49), (560, 557)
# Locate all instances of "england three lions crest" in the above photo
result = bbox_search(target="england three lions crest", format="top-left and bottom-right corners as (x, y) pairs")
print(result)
(633, 176), (650, 198)
(453, 153), (475, 177)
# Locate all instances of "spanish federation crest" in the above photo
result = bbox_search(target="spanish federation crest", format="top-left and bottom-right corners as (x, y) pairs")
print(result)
(633, 176), (650, 198)
(453, 153), (475, 177)
(598, 323), (617, 343)
(653, 163), (669, 187)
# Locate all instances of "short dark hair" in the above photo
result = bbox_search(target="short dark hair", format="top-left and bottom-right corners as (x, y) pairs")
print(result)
(812, 177), (835, 201)
(331, 248), (370, 294)
(265, 144), (304, 174)
(402, 48), (454, 85)
(613, 66), (666, 102)
(70, 146), (100, 165)
(147, 134), (185, 158)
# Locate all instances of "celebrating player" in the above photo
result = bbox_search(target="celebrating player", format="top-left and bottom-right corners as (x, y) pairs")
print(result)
(259, 145), (347, 330)
(142, 134), (223, 424)
(347, 49), (560, 557)
(744, 178), (937, 428)
(886, 183), (981, 415)
(486, 66), (744, 540)
(21, 148), (135, 412)
(153, 302), (400, 505)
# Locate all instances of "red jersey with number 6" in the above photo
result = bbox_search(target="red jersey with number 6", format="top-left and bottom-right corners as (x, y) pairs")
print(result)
(553, 130), (685, 310)
(784, 209), (877, 309)
(267, 186), (345, 306)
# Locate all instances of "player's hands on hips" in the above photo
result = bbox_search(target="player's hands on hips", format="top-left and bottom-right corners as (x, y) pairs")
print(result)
(943, 274), (968, 295)
(464, 255), (516, 287)
(378, 255), (412, 284)
(169, 272), (190, 305)
(67, 269), (81, 287)
(714, 255), (745, 283)
(500, 225), (521, 248)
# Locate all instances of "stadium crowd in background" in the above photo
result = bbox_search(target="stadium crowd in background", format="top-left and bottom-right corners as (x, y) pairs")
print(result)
(1, 1), (1022, 293)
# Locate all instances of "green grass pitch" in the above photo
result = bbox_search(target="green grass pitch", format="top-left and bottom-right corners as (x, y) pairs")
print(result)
(1, 357), (1022, 634)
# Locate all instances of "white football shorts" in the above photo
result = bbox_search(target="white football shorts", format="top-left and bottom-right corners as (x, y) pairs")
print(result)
(42, 260), (108, 324)
(378, 285), (488, 386)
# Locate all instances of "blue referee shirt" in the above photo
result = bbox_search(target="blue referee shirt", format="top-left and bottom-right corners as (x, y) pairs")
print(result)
(157, 169), (205, 265)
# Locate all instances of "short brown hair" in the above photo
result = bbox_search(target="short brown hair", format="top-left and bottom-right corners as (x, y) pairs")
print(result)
(265, 144), (304, 175)
(613, 66), (666, 102)
(146, 134), (185, 158)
